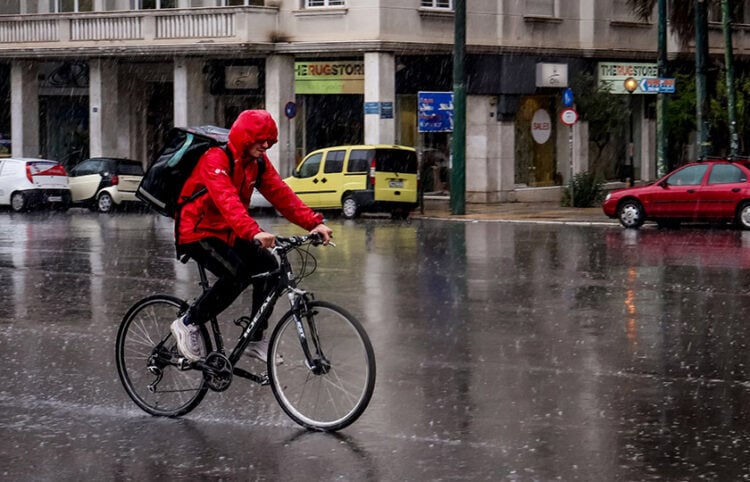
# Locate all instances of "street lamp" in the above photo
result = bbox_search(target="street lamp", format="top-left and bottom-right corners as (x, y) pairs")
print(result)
(623, 77), (638, 187)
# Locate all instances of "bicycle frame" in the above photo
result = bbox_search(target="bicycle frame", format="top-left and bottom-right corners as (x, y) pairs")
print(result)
(192, 236), (324, 385)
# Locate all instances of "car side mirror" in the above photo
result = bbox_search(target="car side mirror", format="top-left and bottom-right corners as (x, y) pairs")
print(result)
(658, 180), (668, 188)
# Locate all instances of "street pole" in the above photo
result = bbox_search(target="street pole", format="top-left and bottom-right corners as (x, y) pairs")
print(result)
(656, 0), (668, 177)
(451, 0), (466, 215)
(624, 77), (638, 187)
(722, 0), (739, 159)
(695, 0), (710, 160)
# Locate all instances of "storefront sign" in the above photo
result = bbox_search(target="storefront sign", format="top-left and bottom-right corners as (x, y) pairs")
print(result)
(295, 60), (365, 94)
(535, 63), (568, 88)
(598, 62), (658, 94)
(418, 91), (454, 132)
(380, 102), (393, 119)
(225, 65), (259, 90)
(531, 109), (552, 144)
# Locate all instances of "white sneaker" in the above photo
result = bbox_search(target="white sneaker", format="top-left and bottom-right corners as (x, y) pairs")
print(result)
(170, 316), (205, 362)
(245, 337), (284, 365)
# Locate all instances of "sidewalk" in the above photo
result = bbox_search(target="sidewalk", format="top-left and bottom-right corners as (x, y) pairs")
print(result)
(411, 197), (617, 225)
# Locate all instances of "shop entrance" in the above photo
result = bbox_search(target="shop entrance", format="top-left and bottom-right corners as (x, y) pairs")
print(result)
(514, 96), (558, 187)
(300, 94), (363, 154)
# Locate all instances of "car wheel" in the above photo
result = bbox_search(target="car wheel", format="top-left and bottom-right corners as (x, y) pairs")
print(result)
(342, 195), (359, 219)
(10, 192), (26, 212)
(617, 199), (644, 229)
(97, 192), (114, 213)
(736, 202), (750, 230)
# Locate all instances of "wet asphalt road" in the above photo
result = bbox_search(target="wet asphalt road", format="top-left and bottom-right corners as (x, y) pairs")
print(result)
(2, 209), (750, 481)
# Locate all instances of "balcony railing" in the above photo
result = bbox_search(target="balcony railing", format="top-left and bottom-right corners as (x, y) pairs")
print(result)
(0, 7), (276, 55)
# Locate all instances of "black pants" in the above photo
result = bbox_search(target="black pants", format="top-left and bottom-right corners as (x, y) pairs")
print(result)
(179, 237), (279, 341)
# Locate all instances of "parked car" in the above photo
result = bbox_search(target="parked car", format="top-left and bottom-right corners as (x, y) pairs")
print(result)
(68, 157), (144, 213)
(602, 159), (750, 229)
(282, 144), (419, 219)
(0, 157), (71, 212)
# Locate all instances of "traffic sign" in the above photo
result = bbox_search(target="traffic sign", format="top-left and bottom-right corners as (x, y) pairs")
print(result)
(284, 101), (297, 119)
(560, 108), (579, 126)
(639, 78), (675, 94)
(562, 88), (574, 107)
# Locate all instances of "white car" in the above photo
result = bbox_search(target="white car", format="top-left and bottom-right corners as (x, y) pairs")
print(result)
(0, 157), (71, 212)
(68, 157), (144, 213)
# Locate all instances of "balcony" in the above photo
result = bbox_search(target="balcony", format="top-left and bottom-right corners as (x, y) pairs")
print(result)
(0, 7), (279, 58)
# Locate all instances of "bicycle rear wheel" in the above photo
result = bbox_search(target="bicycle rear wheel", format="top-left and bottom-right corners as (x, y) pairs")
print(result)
(115, 295), (211, 417)
(268, 300), (376, 432)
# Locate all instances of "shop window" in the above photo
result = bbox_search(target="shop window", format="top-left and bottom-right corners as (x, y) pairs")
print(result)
(305, 0), (344, 8)
(420, 0), (452, 9)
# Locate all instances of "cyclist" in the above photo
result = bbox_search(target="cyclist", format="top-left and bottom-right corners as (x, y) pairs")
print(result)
(170, 109), (332, 363)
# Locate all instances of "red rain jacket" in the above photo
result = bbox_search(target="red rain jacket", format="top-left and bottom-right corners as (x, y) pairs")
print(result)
(176, 110), (324, 247)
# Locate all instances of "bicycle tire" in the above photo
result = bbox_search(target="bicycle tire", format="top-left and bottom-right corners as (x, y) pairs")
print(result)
(115, 294), (211, 417)
(268, 300), (376, 431)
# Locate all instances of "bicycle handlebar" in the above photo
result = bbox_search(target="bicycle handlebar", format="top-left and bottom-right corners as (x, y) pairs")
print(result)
(274, 233), (335, 249)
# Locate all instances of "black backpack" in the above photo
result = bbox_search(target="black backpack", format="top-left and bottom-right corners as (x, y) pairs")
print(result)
(136, 125), (265, 218)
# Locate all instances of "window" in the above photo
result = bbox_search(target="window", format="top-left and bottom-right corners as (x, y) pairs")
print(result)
(305, 0), (344, 8)
(420, 0), (452, 8)
(54, 0), (94, 12)
(209, 0), (263, 5)
(666, 165), (708, 186)
(134, 0), (176, 9)
(348, 150), (371, 173)
(708, 2), (748, 23)
(708, 164), (747, 184)
(297, 153), (323, 178)
(526, 0), (556, 16)
(323, 150), (345, 174)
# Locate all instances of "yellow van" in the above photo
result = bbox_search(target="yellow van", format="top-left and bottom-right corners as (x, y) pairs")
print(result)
(284, 145), (418, 219)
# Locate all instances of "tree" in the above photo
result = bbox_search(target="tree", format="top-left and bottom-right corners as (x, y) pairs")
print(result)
(571, 72), (629, 179)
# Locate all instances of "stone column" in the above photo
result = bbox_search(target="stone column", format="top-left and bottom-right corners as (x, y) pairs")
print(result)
(173, 57), (212, 128)
(89, 59), (119, 157)
(265, 55), (296, 176)
(10, 61), (39, 158)
(364, 52), (395, 145)
(466, 96), (499, 203)
(497, 120), (515, 202)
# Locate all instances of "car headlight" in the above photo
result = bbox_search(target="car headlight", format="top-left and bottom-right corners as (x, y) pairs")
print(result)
(604, 193), (611, 201)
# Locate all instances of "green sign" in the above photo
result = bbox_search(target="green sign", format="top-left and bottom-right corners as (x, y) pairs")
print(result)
(295, 61), (364, 94)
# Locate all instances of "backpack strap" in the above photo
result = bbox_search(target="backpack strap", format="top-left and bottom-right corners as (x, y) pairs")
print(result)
(174, 146), (234, 258)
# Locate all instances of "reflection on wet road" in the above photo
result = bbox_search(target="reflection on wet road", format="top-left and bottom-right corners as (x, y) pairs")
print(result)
(1, 211), (750, 480)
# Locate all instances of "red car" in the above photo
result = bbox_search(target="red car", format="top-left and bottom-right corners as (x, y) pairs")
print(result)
(602, 159), (750, 229)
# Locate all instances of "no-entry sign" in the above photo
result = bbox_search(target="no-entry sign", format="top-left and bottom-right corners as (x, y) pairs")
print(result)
(560, 108), (579, 126)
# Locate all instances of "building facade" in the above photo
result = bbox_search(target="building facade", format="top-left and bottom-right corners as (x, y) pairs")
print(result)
(0, 0), (743, 202)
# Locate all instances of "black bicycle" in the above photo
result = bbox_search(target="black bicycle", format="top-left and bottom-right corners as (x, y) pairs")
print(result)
(115, 234), (376, 432)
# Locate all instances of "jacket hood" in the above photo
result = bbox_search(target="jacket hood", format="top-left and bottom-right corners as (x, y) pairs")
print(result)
(228, 110), (278, 156)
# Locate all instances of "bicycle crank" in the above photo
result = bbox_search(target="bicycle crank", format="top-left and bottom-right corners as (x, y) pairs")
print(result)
(201, 352), (233, 392)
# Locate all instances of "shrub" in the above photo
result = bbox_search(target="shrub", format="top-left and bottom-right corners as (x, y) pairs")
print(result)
(561, 171), (606, 207)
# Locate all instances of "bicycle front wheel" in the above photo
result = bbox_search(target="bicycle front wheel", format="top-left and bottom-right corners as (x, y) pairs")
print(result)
(115, 295), (211, 417)
(269, 300), (376, 432)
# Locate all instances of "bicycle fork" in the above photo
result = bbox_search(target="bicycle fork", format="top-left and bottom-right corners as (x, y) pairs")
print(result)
(290, 291), (331, 375)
